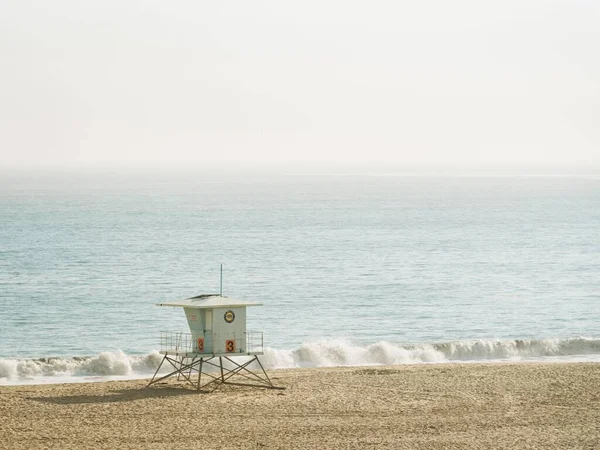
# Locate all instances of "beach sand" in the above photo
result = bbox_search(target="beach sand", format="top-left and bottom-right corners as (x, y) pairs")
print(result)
(1, 362), (599, 449)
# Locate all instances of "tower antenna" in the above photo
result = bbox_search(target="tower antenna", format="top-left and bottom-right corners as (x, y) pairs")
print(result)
(220, 264), (223, 296)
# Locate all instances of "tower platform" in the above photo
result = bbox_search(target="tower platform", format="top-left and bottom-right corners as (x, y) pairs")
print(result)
(147, 331), (283, 391)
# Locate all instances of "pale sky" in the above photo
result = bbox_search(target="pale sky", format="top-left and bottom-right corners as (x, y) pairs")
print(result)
(1, 1), (599, 170)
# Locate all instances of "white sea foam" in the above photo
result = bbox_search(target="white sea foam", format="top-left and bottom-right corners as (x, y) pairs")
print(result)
(1, 337), (599, 385)
(0, 351), (164, 384)
(261, 337), (600, 368)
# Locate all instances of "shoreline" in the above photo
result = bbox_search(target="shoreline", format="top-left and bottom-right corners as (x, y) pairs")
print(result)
(2, 357), (600, 388)
(1, 362), (599, 449)
(2, 356), (600, 388)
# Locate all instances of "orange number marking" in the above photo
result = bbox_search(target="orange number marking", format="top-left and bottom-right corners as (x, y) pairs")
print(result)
(225, 340), (236, 353)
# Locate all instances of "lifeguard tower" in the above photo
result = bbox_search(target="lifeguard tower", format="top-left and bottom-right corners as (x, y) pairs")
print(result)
(148, 271), (280, 391)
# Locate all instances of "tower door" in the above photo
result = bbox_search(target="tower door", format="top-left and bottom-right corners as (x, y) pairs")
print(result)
(204, 310), (213, 352)
(205, 310), (212, 330)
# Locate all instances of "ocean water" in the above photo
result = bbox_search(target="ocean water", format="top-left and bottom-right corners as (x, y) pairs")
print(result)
(1, 171), (599, 384)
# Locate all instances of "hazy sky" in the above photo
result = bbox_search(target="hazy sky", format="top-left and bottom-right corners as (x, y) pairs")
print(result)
(1, 1), (599, 170)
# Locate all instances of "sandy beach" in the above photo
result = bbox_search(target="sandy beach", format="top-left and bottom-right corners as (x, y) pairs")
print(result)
(1, 362), (599, 449)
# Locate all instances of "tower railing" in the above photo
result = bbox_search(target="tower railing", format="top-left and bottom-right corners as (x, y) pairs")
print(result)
(159, 331), (194, 353)
(159, 330), (264, 354)
(245, 330), (264, 353)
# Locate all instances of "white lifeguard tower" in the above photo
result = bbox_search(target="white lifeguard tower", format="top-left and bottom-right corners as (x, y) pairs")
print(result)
(148, 269), (280, 391)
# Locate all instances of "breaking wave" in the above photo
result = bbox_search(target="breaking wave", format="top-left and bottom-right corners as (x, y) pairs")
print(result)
(0, 351), (164, 383)
(261, 337), (600, 368)
(1, 337), (599, 384)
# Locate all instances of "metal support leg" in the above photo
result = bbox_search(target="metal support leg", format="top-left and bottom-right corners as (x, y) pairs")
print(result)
(147, 355), (167, 387)
(148, 354), (283, 391)
(197, 358), (203, 390)
(255, 356), (275, 387)
(176, 356), (184, 381)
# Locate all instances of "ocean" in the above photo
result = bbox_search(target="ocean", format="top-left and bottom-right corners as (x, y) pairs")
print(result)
(1, 170), (599, 384)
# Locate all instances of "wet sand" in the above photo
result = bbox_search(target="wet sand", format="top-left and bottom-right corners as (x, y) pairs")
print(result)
(1, 362), (599, 449)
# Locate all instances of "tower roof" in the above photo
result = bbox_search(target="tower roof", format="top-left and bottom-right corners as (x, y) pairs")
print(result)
(156, 294), (262, 309)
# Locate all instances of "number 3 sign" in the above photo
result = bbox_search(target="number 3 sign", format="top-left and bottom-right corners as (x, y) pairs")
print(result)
(225, 340), (236, 353)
